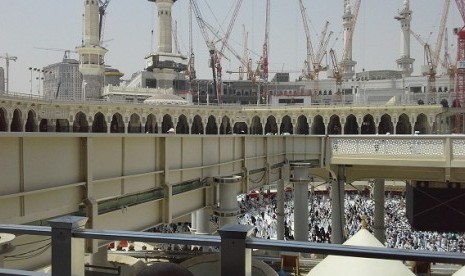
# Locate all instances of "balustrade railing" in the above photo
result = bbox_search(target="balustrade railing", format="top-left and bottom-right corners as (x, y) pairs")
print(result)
(1, 216), (465, 276)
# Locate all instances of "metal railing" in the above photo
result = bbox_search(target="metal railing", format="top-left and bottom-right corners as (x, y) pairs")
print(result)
(1, 216), (465, 276)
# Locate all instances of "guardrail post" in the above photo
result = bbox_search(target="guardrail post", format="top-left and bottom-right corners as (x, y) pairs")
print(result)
(48, 216), (88, 276)
(218, 224), (254, 276)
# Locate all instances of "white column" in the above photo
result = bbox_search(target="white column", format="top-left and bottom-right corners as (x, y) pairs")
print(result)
(373, 179), (386, 243)
(331, 166), (345, 244)
(196, 208), (211, 235)
(214, 175), (241, 227)
(276, 179), (285, 240)
(290, 162), (312, 242)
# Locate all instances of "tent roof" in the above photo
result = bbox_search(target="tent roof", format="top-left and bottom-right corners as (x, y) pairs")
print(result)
(307, 229), (415, 276)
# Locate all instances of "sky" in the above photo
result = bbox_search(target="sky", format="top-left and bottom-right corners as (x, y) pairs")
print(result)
(0, 0), (463, 95)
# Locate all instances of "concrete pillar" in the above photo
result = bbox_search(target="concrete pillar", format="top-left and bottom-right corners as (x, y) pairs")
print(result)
(196, 208), (211, 235)
(218, 224), (254, 276)
(331, 166), (345, 244)
(0, 233), (15, 267)
(48, 216), (88, 276)
(373, 179), (386, 243)
(190, 211), (197, 233)
(214, 175), (241, 227)
(276, 179), (285, 240)
(290, 162), (312, 242)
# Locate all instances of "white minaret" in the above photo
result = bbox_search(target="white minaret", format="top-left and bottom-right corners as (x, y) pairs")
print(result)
(145, 0), (186, 90)
(395, 0), (415, 77)
(340, 0), (357, 80)
(76, 0), (108, 99)
(152, 0), (175, 53)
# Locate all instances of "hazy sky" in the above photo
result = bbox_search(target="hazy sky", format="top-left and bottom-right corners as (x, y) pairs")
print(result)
(1, 0), (463, 95)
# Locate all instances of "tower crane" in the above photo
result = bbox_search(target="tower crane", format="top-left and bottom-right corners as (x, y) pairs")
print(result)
(454, 0), (465, 133)
(413, 0), (451, 103)
(190, 0), (242, 104)
(98, 0), (111, 44)
(257, 0), (271, 104)
(0, 53), (17, 94)
(186, 0), (196, 96)
(422, 44), (437, 103)
(328, 49), (343, 102)
(298, 0), (333, 86)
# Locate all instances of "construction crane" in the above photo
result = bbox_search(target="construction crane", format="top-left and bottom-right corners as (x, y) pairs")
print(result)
(186, 0), (196, 96)
(34, 47), (77, 61)
(190, 0), (243, 104)
(298, 0), (333, 84)
(413, 0), (451, 103)
(0, 53), (18, 94)
(257, 0), (271, 104)
(327, 48), (343, 102)
(454, 0), (465, 133)
(422, 44), (437, 103)
(98, 0), (111, 44)
(172, 21), (181, 55)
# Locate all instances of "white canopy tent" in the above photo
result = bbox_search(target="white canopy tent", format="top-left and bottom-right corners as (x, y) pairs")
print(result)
(307, 228), (415, 276)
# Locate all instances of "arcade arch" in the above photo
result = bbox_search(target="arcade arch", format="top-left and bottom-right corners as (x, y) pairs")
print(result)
(206, 115), (218, 135)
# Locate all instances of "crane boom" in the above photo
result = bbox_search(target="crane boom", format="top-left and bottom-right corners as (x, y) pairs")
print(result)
(433, 0), (451, 68)
(315, 21), (331, 65)
(456, 0), (465, 22)
(298, 0), (316, 76)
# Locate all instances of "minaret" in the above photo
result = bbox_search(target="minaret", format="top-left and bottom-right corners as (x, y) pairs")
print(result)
(76, 0), (108, 99)
(145, 0), (187, 90)
(395, 0), (415, 77)
(340, 0), (357, 80)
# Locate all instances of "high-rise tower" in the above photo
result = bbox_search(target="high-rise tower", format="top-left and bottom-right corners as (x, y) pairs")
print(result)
(76, 0), (108, 99)
(395, 0), (415, 77)
(145, 0), (187, 90)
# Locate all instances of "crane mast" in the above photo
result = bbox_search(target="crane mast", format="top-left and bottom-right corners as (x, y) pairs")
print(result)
(455, 0), (465, 133)
(259, 0), (271, 104)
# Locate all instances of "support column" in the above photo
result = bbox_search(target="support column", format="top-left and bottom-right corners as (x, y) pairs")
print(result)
(290, 162), (312, 242)
(276, 179), (285, 240)
(331, 166), (345, 244)
(48, 216), (88, 276)
(373, 179), (386, 243)
(218, 224), (254, 276)
(196, 207), (211, 235)
(214, 175), (241, 228)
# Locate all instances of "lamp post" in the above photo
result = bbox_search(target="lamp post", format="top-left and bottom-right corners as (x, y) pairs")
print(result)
(28, 67), (34, 96)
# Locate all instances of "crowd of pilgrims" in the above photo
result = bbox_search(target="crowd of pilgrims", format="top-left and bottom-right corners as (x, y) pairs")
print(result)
(149, 186), (465, 253)
(237, 188), (465, 253)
